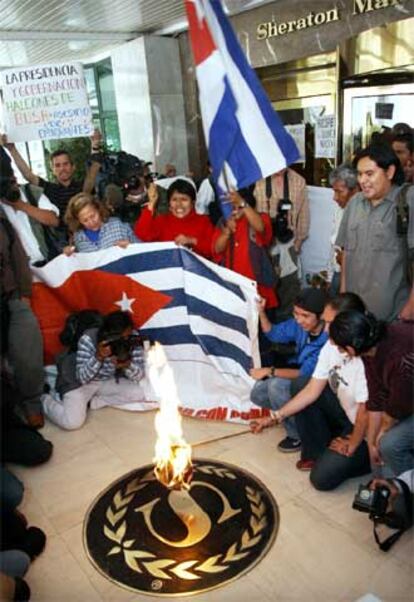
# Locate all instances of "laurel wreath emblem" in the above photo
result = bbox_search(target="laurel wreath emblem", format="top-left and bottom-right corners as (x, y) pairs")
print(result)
(103, 464), (268, 580)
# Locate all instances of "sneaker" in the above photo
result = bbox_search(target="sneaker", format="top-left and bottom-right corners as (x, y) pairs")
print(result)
(296, 459), (315, 471)
(277, 437), (301, 453)
(22, 526), (47, 559)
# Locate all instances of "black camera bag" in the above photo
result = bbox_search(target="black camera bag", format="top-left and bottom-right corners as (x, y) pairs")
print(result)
(372, 478), (413, 552)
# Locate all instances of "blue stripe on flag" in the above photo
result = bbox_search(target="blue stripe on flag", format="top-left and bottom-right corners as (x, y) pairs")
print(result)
(209, 77), (264, 190)
(141, 325), (252, 372)
(98, 248), (245, 301)
(161, 289), (249, 337)
(211, 0), (299, 167)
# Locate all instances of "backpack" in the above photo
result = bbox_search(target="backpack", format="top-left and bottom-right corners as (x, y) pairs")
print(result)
(55, 312), (103, 397)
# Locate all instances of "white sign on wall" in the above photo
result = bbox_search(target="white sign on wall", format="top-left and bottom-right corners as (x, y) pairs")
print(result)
(0, 62), (94, 143)
(315, 115), (336, 158)
(285, 123), (306, 163)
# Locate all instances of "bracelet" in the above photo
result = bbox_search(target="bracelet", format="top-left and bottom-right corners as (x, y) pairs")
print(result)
(270, 409), (284, 424)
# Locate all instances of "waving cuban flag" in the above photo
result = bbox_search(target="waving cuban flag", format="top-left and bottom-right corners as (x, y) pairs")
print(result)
(185, 0), (299, 193)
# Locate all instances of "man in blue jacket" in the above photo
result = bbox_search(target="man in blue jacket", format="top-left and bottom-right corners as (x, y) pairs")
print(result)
(250, 288), (328, 452)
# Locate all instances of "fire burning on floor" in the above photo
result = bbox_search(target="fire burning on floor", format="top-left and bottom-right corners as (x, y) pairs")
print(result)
(148, 342), (193, 490)
(84, 343), (279, 596)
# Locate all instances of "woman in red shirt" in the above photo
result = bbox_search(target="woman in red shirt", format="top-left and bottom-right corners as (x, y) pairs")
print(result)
(134, 179), (214, 259)
(212, 189), (278, 309)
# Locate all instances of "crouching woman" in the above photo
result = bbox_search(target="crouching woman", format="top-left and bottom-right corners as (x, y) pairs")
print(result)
(42, 311), (156, 430)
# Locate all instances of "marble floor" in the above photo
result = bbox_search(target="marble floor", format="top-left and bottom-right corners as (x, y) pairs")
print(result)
(10, 407), (413, 602)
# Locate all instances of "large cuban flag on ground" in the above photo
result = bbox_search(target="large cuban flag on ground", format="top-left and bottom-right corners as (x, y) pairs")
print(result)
(31, 243), (268, 424)
(184, 0), (299, 192)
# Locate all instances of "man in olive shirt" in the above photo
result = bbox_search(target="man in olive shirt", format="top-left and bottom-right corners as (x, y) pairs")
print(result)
(336, 144), (414, 321)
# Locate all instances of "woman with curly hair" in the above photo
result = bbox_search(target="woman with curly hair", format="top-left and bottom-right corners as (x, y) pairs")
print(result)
(63, 193), (138, 255)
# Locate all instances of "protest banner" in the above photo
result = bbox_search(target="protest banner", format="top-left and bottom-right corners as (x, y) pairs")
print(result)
(315, 115), (336, 158)
(0, 62), (94, 142)
(285, 124), (306, 163)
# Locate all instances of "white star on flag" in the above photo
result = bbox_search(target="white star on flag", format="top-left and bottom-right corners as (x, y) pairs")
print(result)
(114, 292), (136, 313)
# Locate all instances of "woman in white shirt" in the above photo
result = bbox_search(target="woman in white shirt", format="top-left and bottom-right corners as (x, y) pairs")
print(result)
(251, 292), (371, 491)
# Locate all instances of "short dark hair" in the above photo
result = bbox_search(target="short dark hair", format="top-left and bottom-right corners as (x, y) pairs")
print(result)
(98, 311), (133, 343)
(326, 292), (366, 315)
(50, 149), (73, 164)
(392, 133), (414, 154)
(167, 178), (196, 203)
(294, 288), (327, 317)
(329, 310), (386, 355)
(353, 144), (405, 186)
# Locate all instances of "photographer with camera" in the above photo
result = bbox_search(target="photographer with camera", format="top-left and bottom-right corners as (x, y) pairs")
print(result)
(254, 167), (309, 320)
(42, 310), (155, 430)
(0, 148), (60, 266)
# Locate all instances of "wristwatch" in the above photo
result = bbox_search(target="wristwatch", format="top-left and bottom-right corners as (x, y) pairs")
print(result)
(238, 201), (247, 209)
(269, 366), (276, 377)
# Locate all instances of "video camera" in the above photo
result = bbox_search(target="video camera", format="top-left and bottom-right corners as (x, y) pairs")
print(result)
(95, 151), (151, 223)
(96, 151), (144, 199)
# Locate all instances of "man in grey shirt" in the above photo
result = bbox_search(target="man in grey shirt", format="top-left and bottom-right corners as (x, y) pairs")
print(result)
(336, 144), (414, 321)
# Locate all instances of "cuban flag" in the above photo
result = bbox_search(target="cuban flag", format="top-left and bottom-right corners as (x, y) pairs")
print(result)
(185, 0), (299, 193)
(31, 243), (267, 423)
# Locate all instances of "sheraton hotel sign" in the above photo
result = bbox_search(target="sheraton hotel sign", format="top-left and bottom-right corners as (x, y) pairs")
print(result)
(257, 0), (403, 39)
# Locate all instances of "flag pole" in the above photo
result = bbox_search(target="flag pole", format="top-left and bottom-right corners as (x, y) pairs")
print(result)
(191, 427), (252, 448)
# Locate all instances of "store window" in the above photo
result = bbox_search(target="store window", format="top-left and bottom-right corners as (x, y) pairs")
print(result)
(84, 58), (121, 151)
(257, 53), (337, 186)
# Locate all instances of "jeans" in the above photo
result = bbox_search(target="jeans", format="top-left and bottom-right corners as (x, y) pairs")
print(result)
(0, 468), (24, 512)
(0, 550), (30, 578)
(379, 414), (414, 476)
(294, 385), (371, 490)
(7, 298), (44, 416)
(251, 375), (310, 440)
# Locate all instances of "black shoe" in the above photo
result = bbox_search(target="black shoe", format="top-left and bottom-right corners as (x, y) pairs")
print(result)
(14, 577), (31, 601)
(22, 526), (46, 559)
(277, 437), (301, 453)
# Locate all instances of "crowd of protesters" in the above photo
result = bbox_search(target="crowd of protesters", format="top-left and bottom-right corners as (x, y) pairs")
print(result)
(1, 122), (413, 596)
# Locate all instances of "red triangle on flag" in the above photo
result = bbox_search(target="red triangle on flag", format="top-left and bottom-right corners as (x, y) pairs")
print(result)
(185, 0), (216, 65)
(31, 270), (172, 364)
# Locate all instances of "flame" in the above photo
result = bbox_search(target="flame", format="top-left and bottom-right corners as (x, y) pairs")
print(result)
(147, 342), (192, 490)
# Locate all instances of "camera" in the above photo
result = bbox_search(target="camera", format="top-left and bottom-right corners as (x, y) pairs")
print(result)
(272, 197), (294, 243)
(0, 174), (20, 203)
(105, 334), (144, 362)
(352, 483), (391, 518)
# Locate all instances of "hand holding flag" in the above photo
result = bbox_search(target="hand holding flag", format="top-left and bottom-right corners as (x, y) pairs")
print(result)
(184, 0), (299, 195)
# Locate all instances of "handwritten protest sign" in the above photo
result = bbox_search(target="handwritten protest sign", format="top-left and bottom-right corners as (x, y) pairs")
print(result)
(285, 124), (306, 163)
(315, 115), (336, 159)
(0, 62), (94, 143)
